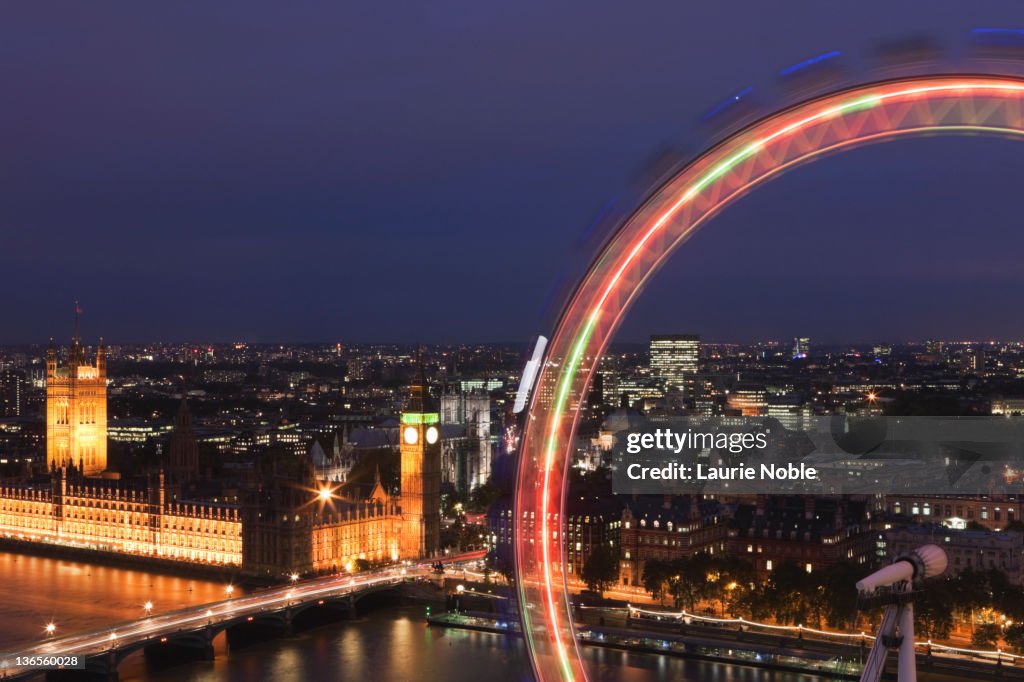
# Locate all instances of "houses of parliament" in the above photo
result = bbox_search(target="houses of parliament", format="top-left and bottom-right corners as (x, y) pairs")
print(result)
(0, 332), (441, 578)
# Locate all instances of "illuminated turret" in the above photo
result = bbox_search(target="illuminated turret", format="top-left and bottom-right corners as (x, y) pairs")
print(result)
(46, 304), (107, 476)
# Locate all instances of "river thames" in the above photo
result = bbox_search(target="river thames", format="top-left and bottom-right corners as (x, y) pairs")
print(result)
(0, 551), (822, 682)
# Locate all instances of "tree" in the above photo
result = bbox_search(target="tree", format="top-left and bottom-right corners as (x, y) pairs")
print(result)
(1004, 623), (1024, 654)
(818, 562), (862, 630)
(766, 561), (813, 626)
(708, 556), (754, 617)
(947, 569), (992, 627)
(669, 553), (715, 611)
(914, 578), (955, 641)
(972, 622), (1001, 650)
(467, 479), (500, 512)
(581, 543), (619, 596)
(486, 547), (515, 584)
(641, 559), (671, 604)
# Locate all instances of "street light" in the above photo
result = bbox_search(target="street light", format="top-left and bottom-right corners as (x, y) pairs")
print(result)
(144, 601), (153, 615)
(44, 622), (55, 637)
(225, 584), (235, 597)
(290, 572), (299, 583)
(318, 486), (332, 502)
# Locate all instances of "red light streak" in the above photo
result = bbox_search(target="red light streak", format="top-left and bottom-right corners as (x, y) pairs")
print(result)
(515, 76), (1024, 682)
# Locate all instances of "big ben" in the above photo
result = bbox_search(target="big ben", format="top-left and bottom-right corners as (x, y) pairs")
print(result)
(399, 370), (441, 559)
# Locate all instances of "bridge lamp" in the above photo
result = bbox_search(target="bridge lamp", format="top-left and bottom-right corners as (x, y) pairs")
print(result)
(456, 584), (465, 594)
(318, 486), (332, 502)
(109, 632), (117, 643)
(44, 622), (56, 637)
(144, 601), (154, 615)
(225, 584), (235, 597)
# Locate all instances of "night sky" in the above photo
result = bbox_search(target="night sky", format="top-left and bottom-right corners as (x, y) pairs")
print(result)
(4, 1), (1024, 344)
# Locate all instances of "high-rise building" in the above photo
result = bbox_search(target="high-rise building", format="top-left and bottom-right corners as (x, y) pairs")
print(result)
(792, 337), (810, 360)
(649, 334), (700, 395)
(400, 371), (441, 559)
(727, 383), (768, 416)
(0, 369), (26, 417)
(46, 336), (107, 476)
(961, 348), (986, 375)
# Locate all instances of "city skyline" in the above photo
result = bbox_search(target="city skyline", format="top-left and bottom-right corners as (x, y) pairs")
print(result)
(4, 331), (1024, 347)
(10, 4), (1024, 681)
(3, 303), (1024, 680)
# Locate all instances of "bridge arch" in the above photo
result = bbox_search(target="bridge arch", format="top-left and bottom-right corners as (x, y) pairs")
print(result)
(512, 74), (1024, 682)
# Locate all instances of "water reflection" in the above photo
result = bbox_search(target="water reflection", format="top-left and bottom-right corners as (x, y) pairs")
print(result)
(0, 552), (818, 682)
(0, 553), (238, 649)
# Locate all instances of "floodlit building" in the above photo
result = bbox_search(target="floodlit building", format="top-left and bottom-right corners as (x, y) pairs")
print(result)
(0, 332), (442, 576)
(46, 336), (107, 476)
(649, 334), (700, 396)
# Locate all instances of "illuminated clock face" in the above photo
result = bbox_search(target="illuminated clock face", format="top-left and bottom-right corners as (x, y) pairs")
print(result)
(403, 426), (419, 445)
(426, 426), (439, 445)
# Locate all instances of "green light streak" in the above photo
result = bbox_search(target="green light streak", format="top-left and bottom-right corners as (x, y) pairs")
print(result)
(841, 94), (883, 113)
(540, 77), (1024, 679)
(401, 412), (439, 425)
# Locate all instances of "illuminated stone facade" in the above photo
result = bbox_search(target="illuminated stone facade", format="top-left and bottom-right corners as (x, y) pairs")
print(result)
(46, 338), (107, 476)
(0, 468), (243, 566)
(0, 339), (439, 576)
(310, 478), (402, 573)
(241, 453), (406, 577)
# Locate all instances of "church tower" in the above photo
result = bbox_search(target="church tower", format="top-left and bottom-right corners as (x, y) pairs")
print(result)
(168, 397), (200, 483)
(399, 369), (441, 559)
(46, 306), (107, 476)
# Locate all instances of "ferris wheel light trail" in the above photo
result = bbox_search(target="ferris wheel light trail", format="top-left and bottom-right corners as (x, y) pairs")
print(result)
(514, 75), (1024, 682)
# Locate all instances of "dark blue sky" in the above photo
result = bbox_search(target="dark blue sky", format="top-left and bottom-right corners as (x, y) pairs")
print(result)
(3, 1), (1024, 344)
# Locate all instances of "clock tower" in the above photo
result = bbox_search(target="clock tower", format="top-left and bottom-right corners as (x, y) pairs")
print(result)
(399, 370), (441, 559)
